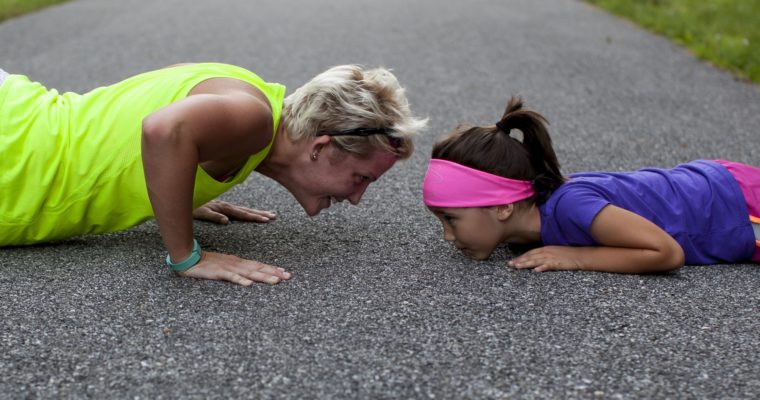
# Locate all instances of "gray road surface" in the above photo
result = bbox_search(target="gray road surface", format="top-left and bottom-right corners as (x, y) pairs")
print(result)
(1, 0), (759, 398)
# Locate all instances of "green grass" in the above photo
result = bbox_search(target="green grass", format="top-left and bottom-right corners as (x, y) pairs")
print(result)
(586, 0), (760, 84)
(0, 0), (70, 23)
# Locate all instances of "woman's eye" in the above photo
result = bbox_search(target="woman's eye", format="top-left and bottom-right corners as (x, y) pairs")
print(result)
(355, 175), (370, 184)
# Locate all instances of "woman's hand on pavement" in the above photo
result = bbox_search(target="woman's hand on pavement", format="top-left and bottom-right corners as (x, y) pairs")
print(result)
(179, 251), (291, 286)
(192, 200), (276, 225)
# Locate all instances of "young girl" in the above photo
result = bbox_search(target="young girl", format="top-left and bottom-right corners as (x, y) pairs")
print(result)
(423, 97), (760, 274)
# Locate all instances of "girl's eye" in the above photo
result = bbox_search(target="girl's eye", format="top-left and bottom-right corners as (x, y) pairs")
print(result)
(355, 175), (370, 184)
(444, 215), (455, 225)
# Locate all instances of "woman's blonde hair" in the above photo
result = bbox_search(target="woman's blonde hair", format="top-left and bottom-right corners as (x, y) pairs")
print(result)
(282, 65), (427, 159)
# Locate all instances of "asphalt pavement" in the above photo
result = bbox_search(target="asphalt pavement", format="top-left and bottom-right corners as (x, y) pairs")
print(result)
(1, 0), (760, 398)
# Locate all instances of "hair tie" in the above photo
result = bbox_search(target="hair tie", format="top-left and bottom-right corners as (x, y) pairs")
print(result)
(495, 121), (510, 133)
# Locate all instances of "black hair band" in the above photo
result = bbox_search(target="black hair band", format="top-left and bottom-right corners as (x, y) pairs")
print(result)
(496, 121), (523, 145)
(495, 121), (510, 133)
(317, 127), (401, 148)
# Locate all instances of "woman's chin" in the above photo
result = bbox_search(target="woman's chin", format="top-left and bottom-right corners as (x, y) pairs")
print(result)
(303, 200), (328, 216)
(304, 206), (322, 217)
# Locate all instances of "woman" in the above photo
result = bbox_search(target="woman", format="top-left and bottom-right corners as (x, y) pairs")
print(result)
(0, 63), (427, 286)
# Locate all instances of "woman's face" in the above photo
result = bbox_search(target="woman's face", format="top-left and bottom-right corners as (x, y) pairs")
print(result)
(294, 145), (398, 216)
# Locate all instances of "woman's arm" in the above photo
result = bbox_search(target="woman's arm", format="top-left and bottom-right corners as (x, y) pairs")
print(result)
(509, 205), (685, 274)
(141, 91), (290, 285)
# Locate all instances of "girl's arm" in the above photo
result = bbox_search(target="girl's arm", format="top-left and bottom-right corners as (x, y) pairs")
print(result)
(141, 91), (290, 285)
(509, 205), (685, 274)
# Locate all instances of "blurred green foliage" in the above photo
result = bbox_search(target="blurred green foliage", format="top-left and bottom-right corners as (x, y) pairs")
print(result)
(586, 0), (760, 83)
(0, 0), (70, 23)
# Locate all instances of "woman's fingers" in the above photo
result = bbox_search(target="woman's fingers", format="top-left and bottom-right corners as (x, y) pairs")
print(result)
(241, 269), (283, 284)
(192, 207), (230, 224)
(222, 205), (276, 222)
(227, 272), (255, 287)
(232, 259), (291, 284)
(194, 200), (276, 224)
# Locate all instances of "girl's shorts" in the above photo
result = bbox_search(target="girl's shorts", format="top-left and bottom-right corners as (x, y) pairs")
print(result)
(0, 68), (8, 87)
(714, 160), (760, 262)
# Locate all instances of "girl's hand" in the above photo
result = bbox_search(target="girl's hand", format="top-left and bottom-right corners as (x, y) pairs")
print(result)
(192, 200), (277, 225)
(508, 246), (584, 272)
(178, 251), (291, 286)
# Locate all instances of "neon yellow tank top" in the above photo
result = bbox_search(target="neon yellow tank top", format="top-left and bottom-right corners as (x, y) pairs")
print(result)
(0, 63), (285, 245)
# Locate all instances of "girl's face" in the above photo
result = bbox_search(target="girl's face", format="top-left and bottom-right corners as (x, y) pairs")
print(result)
(428, 206), (506, 260)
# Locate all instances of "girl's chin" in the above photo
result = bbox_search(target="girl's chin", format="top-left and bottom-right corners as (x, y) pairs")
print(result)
(462, 248), (493, 260)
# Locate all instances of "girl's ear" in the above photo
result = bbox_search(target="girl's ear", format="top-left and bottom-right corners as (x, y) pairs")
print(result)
(495, 204), (514, 221)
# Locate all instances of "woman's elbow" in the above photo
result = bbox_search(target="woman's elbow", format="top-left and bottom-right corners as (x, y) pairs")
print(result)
(141, 112), (177, 147)
(142, 115), (162, 142)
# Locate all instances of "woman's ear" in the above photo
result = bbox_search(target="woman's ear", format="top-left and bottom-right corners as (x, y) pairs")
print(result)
(309, 135), (331, 160)
(495, 204), (515, 221)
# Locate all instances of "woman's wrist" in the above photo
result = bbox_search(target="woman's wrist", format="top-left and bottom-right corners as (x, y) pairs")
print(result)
(165, 239), (202, 272)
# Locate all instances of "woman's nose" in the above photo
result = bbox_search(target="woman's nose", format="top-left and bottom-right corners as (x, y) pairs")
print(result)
(348, 184), (368, 205)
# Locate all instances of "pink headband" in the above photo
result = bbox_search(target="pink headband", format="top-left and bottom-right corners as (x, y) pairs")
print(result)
(423, 159), (535, 207)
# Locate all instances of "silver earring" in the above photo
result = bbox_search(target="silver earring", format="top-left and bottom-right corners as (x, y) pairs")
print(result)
(311, 152), (318, 161)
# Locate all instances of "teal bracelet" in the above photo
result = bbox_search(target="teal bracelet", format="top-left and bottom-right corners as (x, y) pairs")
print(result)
(165, 239), (202, 272)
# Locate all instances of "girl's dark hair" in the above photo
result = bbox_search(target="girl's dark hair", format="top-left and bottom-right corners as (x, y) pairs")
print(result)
(431, 96), (565, 204)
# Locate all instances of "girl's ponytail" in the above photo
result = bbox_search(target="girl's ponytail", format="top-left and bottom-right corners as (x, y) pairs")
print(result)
(431, 96), (564, 205)
(496, 97), (564, 203)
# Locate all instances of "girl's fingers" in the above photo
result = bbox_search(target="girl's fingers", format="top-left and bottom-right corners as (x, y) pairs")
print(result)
(508, 257), (535, 269)
(509, 255), (553, 271)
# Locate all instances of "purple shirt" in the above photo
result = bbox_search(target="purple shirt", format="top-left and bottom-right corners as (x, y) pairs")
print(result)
(539, 160), (755, 264)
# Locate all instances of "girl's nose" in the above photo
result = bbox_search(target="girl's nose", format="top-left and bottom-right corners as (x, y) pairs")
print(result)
(443, 225), (455, 242)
